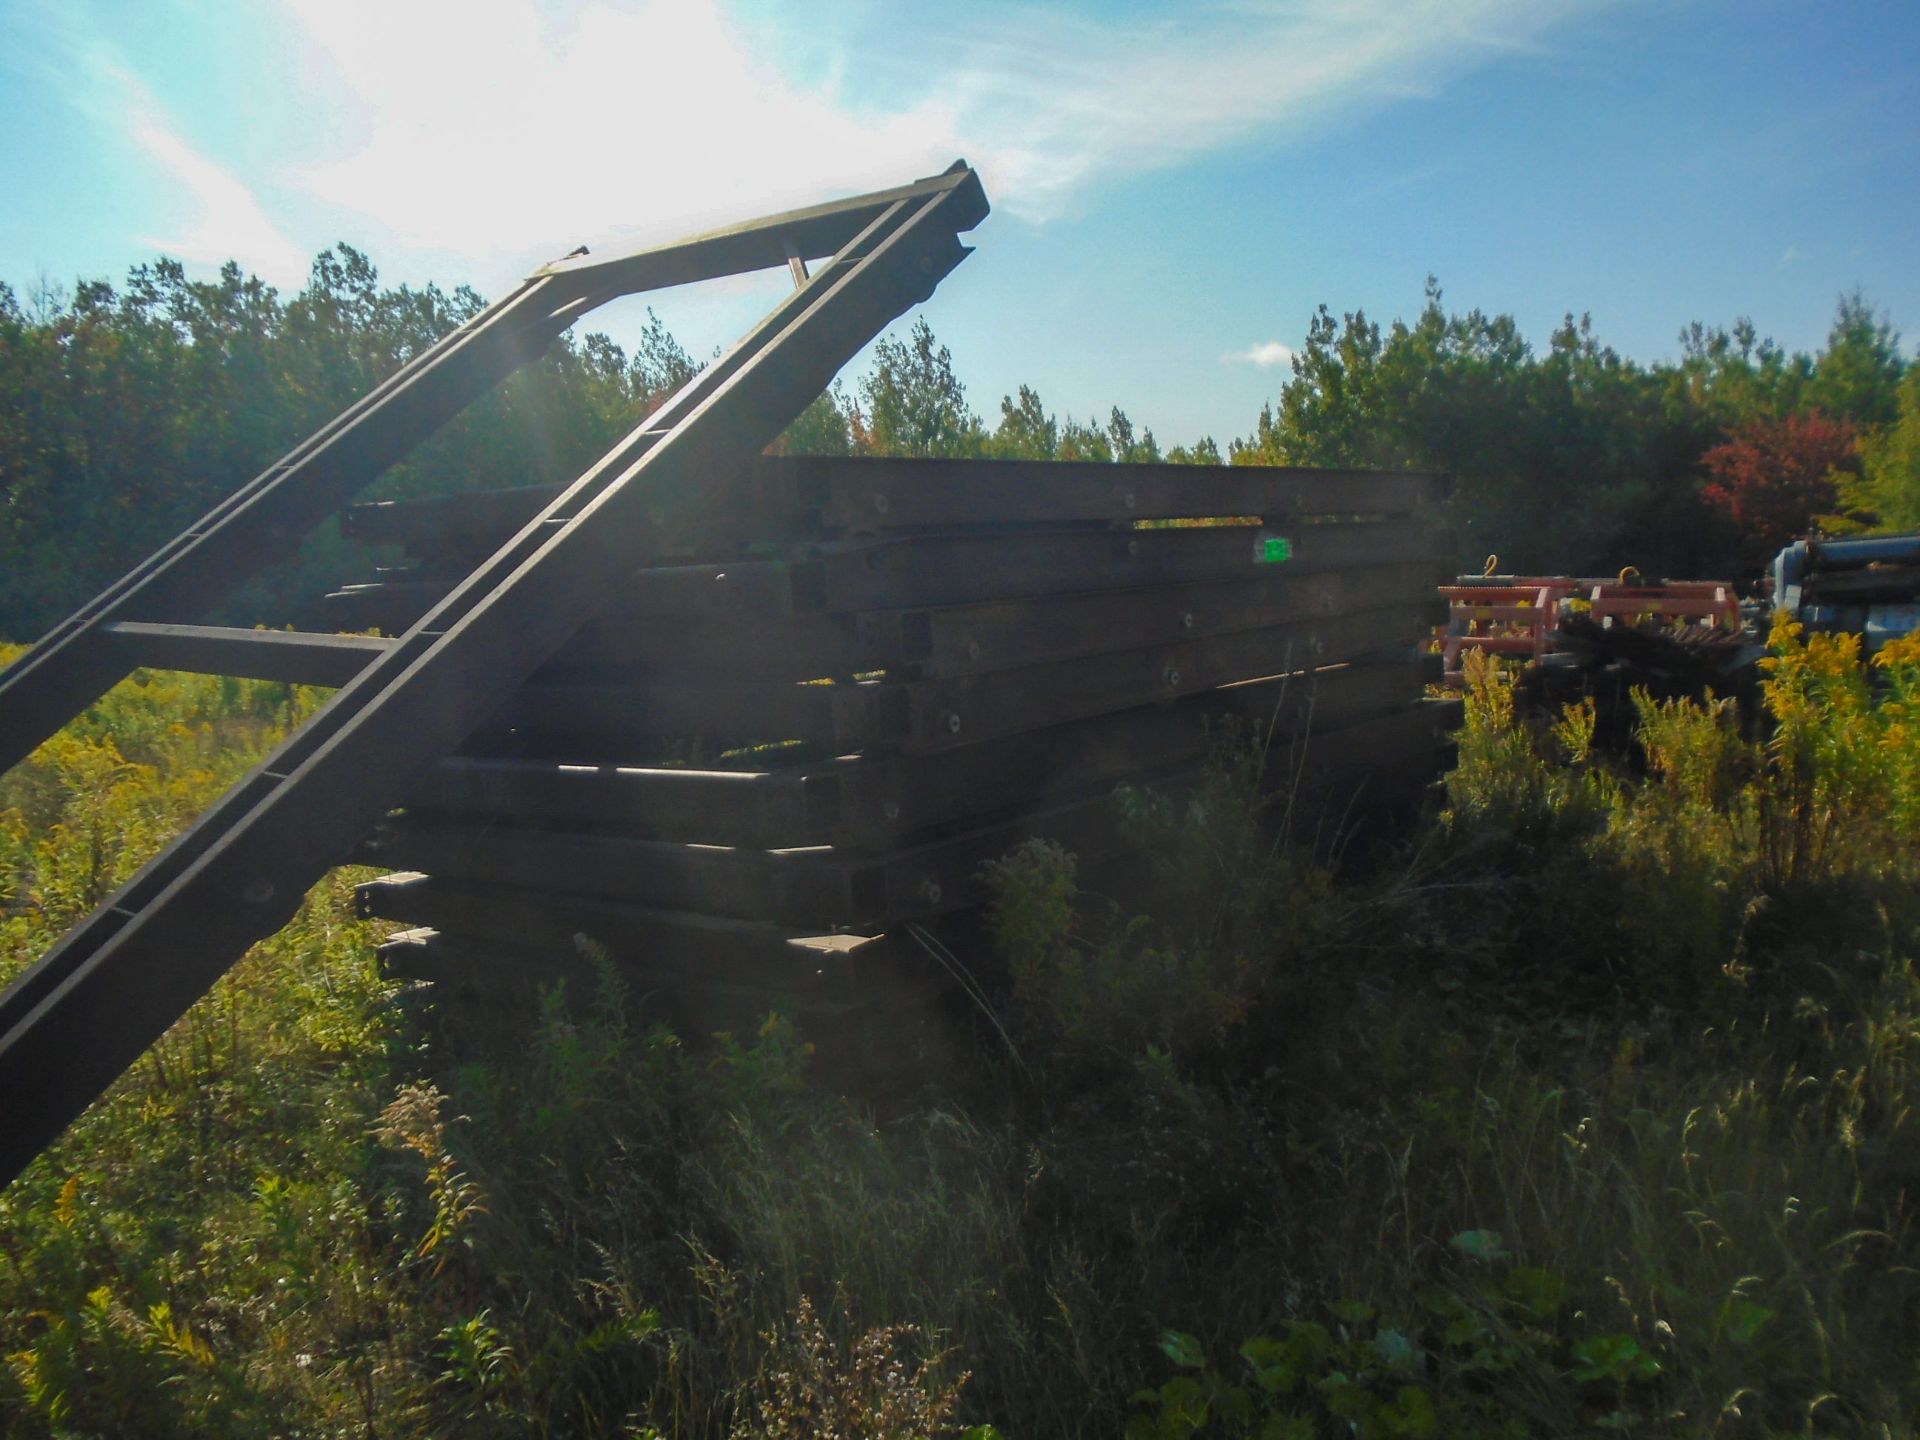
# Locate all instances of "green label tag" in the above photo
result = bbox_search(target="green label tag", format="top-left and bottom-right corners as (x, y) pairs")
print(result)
(1259, 535), (1293, 564)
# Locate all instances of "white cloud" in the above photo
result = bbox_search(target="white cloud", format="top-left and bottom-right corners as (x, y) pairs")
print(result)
(1224, 340), (1296, 368)
(1778, 245), (1805, 265)
(906, 0), (1619, 222)
(279, 0), (969, 267)
(128, 106), (310, 288)
(26, 10), (310, 287)
(47, 0), (1621, 291)
(266, 0), (1615, 266)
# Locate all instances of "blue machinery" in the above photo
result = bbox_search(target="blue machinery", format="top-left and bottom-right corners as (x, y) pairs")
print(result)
(1771, 531), (1920, 651)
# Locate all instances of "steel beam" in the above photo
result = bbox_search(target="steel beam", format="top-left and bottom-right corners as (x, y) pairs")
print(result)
(369, 700), (1456, 930)
(324, 519), (1448, 632)
(404, 659), (1425, 849)
(342, 456), (1450, 553)
(98, 623), (393, 688)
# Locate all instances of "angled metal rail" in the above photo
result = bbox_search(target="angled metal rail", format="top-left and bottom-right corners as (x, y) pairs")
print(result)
(0, 162), (989, 1186)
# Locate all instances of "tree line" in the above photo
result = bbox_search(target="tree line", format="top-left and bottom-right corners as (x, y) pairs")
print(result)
(0, 248), (1912, 641)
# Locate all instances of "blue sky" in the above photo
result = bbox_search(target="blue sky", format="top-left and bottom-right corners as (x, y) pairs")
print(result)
(2, 0), (1915, 448)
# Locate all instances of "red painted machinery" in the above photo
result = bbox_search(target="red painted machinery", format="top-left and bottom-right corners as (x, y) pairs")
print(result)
(1439, 571), (1744, 685)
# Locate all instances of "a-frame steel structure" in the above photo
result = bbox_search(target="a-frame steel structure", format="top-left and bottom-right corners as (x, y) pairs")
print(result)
(0, 162), (990, 1186)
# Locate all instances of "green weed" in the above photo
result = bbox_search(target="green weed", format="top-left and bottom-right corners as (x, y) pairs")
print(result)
(4, 618), (1920, 1436)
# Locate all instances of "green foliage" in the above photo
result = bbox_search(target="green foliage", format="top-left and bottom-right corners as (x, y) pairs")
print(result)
(1228, 282), (1724, 575)
(7, 610), (1920, 1435)
(1231, 283), (1908, 576)
(0, 658), (403, 1437)
(1165, 435), (1224, 465)
(1664, 294), (1904, 442)
(857, 317), (986, 458)
(8, 276), (1920, 1436)
(3, 243), (1911, 653)
(983, 729), (1337, 1059)
(0, 249), (1208, 650)
(1126, 1306), (1536, 1440)
(374, 1082), (487, 1278)
(0, 259), (684, 637)
(1121, 959), (1920, 1436)
(990, 384), (1058, 459)
(849, 318), (1197, 472)
(1435, 620), (1920, 1007)
(0, 646), (332, 956)
(627, 304), (702, 399)
(1804, 291), (1905, 433)
(1442, 649), (1608, 856)
(1249, 633), (1920, 1435)
(1104, 405), (1163, 464)
(775, 382), (856, 456)
(1672, 315), (1811, 426)
(1852, 366), (1920, 530)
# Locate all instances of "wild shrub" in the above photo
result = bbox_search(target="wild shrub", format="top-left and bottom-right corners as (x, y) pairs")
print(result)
(0, 650), (326, 962)
(1759, 616), (1920, 881)
(0, 658), (407, 1436)
(357, 968), (1023, 1436)
(1441, 648), (1608, 856)
(1424, 620), (1920, 1007)
(1422, 653), (1627, 1003)
(374, 1082), (487, 1282)
(728, 1294), (992, 1440)
(1100, 927), (1920, 1436)
(982, 727), (1339, 1061)
(1602, 690), (1754, 1006)
(6, 616), (1920, 1437)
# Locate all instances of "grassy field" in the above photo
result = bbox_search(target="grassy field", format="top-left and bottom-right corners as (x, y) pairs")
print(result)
(1, 623), (1917, 1438)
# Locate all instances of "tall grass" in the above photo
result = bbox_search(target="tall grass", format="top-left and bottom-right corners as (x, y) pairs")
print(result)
(2, 623), (1918, 1436)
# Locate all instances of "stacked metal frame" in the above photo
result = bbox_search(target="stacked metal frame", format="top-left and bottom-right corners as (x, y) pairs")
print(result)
(333, 455), (1458, 1009)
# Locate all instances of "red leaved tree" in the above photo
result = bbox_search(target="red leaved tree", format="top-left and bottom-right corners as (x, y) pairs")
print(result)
(1700, 410), (1858, 560)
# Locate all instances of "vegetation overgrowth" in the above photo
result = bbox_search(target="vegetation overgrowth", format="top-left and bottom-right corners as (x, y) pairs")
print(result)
(3, 243), (1918, 1433)
(2, 618), (1918, 1436)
